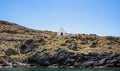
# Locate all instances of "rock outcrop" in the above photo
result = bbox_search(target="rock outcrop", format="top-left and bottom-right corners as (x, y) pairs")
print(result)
(5, 48), (18, 56)
(0, 20), (120, 68)
(27, 48), (120, 68)
(19, 39), (38, 54)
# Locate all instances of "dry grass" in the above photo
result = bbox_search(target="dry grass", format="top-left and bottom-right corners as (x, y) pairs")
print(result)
(0, 20), (120, 61)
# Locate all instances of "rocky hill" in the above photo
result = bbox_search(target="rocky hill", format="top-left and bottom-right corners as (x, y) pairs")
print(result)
(0, 20), (56, 39)
(0, 20), (120, 68)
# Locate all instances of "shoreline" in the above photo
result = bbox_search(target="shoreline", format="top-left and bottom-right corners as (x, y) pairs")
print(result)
(1, 64), (120, 69)
(0, 50), (120, 69)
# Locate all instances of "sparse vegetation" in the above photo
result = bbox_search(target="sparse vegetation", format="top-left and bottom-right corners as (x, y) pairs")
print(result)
(0, 20), (120, 68)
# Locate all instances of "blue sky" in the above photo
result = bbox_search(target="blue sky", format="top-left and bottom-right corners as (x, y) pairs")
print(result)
(0, 0), (120, 36)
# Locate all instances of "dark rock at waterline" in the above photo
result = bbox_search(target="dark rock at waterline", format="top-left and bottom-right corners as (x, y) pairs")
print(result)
(5, 48), (18, 56)
(36, 54), (50, 66)
(63, 58), (75, 66)
(28, 48), (72, 66)
(28, 51), (42, 63)
(2, 62), (12, 66)
(26, 49), (120, 68)
(75, 53), (86, 62)
(50, 49), (71, 64)
(81, 61), (95, 67)
(95, 58), (108, 66)
(12, 61), (30, 67)
(28, 49), (50, 66)
(2, 61), (30, 67)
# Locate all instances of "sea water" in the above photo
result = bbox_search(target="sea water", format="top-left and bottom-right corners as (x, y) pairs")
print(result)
(0, 68), (120, 71)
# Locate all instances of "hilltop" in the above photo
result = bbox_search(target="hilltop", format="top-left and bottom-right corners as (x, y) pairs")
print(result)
(0, 20), (56, 39)
(0, 20), (120, 68)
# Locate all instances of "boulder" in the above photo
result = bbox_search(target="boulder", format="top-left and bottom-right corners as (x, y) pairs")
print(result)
(95, 58), (108, 66)
(64, 58), (75, 66)
(76, 53), (86, 62)
(68, 42), (77, 50)
(89, 41), (98, 48)
(50, 48), (70, 64)
(2, 62), (12, 66)
(109, 53), (119, 59)
(5, 48), (18, 56)
(28, 50), (50, 66)
(19, 39), (38, 54)
(64, 39), (78, 50)
(81, 61), (95, 67)
(12, 61), (30, 67)
(0, 57), (4, 64)
(19, 45), (33, 54)
(36, 54), (50, 66)
(38, 38), (46, 45)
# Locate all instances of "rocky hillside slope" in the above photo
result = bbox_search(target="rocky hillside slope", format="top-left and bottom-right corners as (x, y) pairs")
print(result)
(0, 20), (120, 68)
